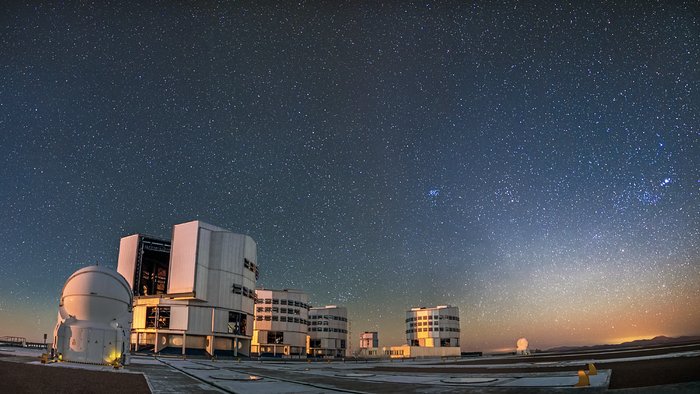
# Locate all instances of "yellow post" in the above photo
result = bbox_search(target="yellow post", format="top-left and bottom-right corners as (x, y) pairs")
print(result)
(587, 363), (597, 376)
(574, 370), (590, 387)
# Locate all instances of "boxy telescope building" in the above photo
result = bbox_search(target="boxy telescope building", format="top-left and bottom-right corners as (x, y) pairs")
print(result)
(117, 220), (258, 357)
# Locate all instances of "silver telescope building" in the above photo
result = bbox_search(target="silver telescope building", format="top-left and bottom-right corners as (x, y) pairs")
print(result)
(117, 220), (258, 357)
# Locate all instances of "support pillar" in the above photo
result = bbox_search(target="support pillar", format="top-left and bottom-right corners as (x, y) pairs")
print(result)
(233, 338), (238, 357)
(206, 335), (215, 357)
(182, 333), (186, 356)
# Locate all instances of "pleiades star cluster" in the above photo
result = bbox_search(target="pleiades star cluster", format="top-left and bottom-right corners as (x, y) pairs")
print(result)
(0, 1), (698, 351)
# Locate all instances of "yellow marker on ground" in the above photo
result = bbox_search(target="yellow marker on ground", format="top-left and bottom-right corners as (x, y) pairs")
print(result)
(587, 363), (598, 375)
(574, 370), (590, 387)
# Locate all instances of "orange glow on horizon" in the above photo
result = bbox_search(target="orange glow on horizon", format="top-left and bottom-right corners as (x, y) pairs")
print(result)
(604, 334), (666, 345)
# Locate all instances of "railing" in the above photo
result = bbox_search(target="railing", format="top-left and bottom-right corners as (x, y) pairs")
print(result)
(0, 336), (26, 347)
(0, 336), (48, 349)
(26, 342), (48, 349)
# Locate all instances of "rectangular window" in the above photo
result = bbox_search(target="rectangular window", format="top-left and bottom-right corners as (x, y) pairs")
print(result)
(146, 306), (170, 329)
(268, 331), (284, 344)
(228, 311), (247, 335)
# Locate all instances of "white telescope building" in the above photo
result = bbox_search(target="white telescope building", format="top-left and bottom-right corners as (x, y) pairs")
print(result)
(117, 220), (258, 357)
(360, 331), (379, 349)
(53, 265), (133, 365)
(251, 288), (310, 357)
(308, 305), (348, 358)
(405, 305), (461, 348)
(358, 305), (462, 359)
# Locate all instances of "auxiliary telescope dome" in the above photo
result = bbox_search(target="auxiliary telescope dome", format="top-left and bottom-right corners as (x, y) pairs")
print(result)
(516, 337), (530, 355)
(59, 265), (132, 323)
(53, 265), (133, 365)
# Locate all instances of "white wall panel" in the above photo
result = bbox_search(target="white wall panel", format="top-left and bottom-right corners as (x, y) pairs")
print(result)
(132, 305), (147, 329)
(116, 234), (139, 290)
(187, 305), (213, 336)
(169, 305), (188, 331)
(168, 221), (199, 294)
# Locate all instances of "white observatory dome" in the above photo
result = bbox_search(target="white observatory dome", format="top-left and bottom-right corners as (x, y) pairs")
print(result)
(59, 265), (132, 323)
(516, 337), (530, 355)
(53, 265), (133, 365)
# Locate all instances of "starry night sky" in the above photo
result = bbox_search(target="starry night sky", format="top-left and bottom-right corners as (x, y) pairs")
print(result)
(1, 2), (698, 351)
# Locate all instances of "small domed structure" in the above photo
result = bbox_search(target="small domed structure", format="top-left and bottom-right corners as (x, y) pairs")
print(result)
(516, 337), (530, 355)
(53, 265), (132, 365)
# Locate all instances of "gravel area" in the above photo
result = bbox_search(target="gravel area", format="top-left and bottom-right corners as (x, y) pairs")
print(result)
(0, 360), (150, 394)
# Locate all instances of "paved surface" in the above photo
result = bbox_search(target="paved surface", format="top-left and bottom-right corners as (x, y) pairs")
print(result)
(2, 345), (699, 393)
(150, 357), (611, 393)
(128, 358), (222, 393)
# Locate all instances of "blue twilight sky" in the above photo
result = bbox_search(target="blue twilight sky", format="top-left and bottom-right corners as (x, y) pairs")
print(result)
(1, 1), (698, 350)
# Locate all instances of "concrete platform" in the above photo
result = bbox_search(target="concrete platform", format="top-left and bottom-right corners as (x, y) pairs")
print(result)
(2, 346), (699, 393)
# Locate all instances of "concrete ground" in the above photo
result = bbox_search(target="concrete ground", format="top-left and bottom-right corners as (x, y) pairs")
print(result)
(2, 345), (699, 393)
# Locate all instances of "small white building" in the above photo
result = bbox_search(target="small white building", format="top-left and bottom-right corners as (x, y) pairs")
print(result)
(360, 331), (379, 349)
(251, 288), (309, 357)
(308, 305), (348, 358)
(117, 220), (258, 357)
(406, 305), (461, 348)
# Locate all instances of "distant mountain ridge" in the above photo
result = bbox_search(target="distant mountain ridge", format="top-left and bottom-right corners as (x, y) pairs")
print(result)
(546, 335), (700, 353)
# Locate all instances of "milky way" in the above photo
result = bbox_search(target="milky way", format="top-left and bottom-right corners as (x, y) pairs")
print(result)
(1, 1), (698, 350)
